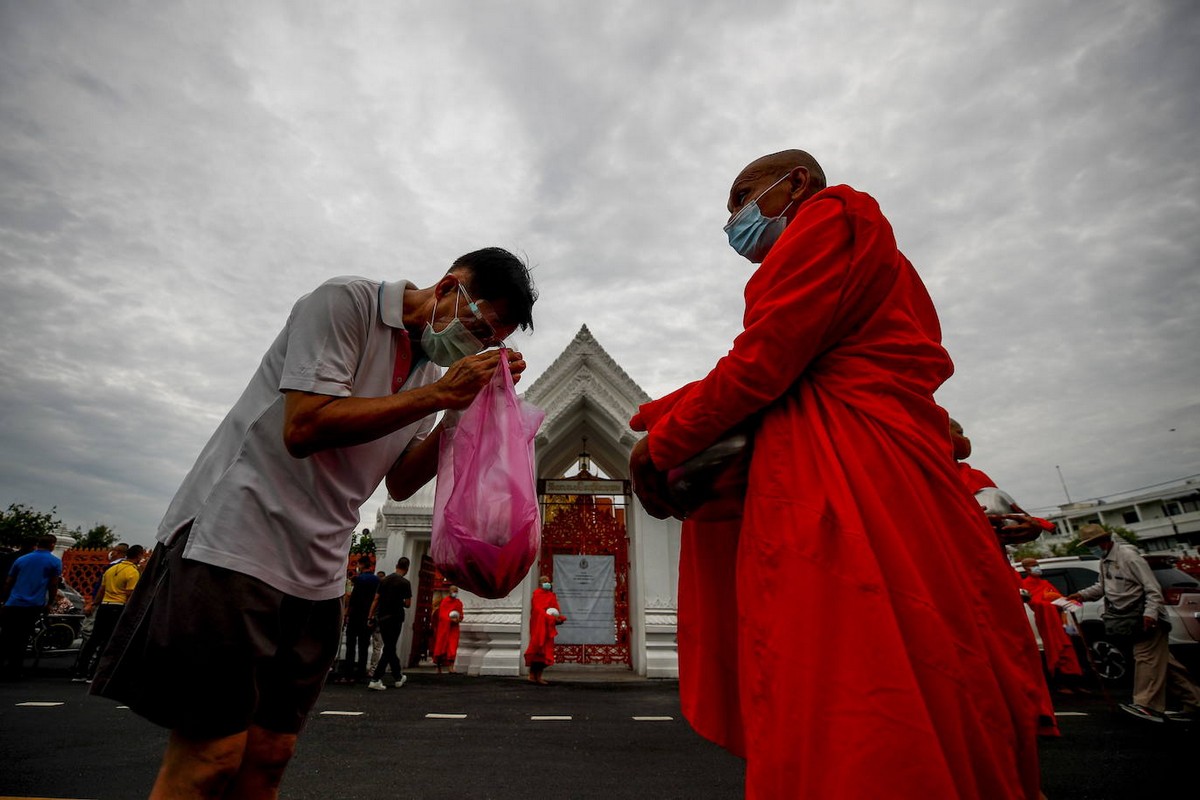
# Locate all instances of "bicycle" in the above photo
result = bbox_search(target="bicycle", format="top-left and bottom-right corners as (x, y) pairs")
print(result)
(28, 612), (84, 666)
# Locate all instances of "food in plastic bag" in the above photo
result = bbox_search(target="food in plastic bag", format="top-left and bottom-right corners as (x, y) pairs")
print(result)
(430, 350), (545, 598)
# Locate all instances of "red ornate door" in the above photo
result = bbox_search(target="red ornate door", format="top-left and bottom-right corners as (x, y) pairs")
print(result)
(538, 495), (631, 666)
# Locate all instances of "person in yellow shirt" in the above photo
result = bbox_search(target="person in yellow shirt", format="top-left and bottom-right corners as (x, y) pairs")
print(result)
(72, 545), (144, 682)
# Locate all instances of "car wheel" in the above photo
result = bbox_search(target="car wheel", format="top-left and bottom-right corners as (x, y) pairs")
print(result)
(1089, 639), (1128, 682)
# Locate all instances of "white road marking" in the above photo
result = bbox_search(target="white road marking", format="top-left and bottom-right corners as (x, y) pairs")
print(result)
(16, 701), (65, 707)
(632, 715), (674, 721)
(320, 710), (365, 716)
(116, 705), (129, 709)
(530, 715), (572, 721)
(1055, 711), (1089, 716)
(425, 713), (468, 719)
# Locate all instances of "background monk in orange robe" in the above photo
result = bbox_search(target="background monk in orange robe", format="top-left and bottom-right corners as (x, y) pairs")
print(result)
(1019, 559), (1085, 691)
(629, 149), (1049, 799)
(524, 575), (565, 685)
(950, 418), (1054, 547)
(433, 586), (464, 674)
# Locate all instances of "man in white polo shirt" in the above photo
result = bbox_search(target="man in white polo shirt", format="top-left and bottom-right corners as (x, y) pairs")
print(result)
(92, 247), (536, 798)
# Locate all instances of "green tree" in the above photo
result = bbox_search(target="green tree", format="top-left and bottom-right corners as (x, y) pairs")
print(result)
(349, 528), (376, 555)
(0, 503), (67, 549)
(72, 524), (117, 550)
(1010, 541), (1050, 561)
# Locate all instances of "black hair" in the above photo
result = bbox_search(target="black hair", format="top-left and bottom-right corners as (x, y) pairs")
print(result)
(396, 556), (410, 570)
(127, 544), (145, 560)
(451, 247), (537, 331)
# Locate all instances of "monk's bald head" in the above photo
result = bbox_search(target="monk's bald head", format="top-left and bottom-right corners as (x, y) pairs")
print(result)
(948, 417), (971, 461)
(740, 150), (827, 191)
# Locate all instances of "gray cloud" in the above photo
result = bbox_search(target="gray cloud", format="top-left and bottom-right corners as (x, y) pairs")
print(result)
(1, 0), (1196, 542)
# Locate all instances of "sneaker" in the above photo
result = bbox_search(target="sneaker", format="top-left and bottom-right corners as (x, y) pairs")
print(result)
(367, 679), (387, 691)
(1119, 703), (1165, 722)
(394, 675), (407, 688)
(1163, 709), (1195, 723)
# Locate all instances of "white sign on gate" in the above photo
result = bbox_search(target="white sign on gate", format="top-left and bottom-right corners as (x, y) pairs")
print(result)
(552, 554), (616, 645)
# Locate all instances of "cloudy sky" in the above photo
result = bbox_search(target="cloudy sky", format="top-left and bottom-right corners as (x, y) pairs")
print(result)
(2, 1), (1197, 546)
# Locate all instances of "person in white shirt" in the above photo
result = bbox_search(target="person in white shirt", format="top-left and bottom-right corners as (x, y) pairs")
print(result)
(92, 248), (536, 798)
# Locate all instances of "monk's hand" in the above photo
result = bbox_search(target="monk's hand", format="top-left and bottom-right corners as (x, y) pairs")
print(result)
(990, 514), (1042, 545)
(630, 437), (681, 520)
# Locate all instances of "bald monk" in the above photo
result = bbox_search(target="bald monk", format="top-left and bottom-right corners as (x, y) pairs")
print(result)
(524, 575), (566, 685)
(630, 150), (1048, 799)
(432, 586), (464, 674)
(949, 418), (1054, 546)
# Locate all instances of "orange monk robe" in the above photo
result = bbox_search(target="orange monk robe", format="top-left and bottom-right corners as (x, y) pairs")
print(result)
(632, 186), (1047, 800)
(524, 587), (563, 667)
(433, 596), (464, 667)
(956, 461), (996, 494)
(1020, 575), (1084, 678)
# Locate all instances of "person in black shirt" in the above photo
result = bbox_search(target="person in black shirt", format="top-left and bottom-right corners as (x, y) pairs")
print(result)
(367, 557), (412, 690)
(336, 556), (380, 684)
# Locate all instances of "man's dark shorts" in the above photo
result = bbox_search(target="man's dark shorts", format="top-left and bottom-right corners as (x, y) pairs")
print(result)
(90, 526), (342, 739)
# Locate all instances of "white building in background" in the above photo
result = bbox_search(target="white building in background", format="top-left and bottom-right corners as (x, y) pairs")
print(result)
(1042, 477), (1200, 555)
(372, 325), (683, 678)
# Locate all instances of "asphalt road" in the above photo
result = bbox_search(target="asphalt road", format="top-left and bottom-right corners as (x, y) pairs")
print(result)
(0, 659), (1194, 799)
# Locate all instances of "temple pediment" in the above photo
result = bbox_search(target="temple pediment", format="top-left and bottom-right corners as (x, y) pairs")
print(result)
(521, 325), (650, 479)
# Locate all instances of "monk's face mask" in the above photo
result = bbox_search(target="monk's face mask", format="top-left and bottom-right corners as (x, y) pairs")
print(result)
(724, 173), (794, 264)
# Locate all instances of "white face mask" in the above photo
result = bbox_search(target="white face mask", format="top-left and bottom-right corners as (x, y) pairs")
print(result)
(421, 285), (486, 367)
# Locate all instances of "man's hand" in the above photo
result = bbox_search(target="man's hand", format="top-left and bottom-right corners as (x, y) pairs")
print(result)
(1143, 615), (1158, 632)
(437, 349), (527, 409)
(629, 437), (684, 520)
(505, 349), (526, 384)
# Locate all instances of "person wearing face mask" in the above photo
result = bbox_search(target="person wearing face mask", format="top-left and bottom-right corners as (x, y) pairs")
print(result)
(1019, 558), (1085, 693)
(1068, 524), (1200, 722)
(629, 150), (1047, 799)
(90, 248), (536, 798)
(524, 575), (566, 685)
(432, 585), (465, 674)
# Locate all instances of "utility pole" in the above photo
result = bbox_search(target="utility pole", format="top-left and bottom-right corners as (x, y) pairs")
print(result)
(1055, 465), (1072, 504)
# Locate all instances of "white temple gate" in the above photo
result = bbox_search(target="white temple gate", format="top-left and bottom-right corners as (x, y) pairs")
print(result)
(373, 325), (682, 678)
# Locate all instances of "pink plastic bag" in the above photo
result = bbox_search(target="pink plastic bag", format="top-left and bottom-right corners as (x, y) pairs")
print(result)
(430, 350), (545, 599)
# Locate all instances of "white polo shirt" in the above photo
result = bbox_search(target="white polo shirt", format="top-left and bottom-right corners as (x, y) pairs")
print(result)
(158, 276), (439, 601)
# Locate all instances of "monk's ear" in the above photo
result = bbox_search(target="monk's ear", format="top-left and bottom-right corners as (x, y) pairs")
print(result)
(789, 167), (811, 201)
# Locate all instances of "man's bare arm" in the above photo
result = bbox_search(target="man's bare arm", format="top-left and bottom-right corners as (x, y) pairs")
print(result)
(283, 350), (520, 458)
(386, 427), (444, 501)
